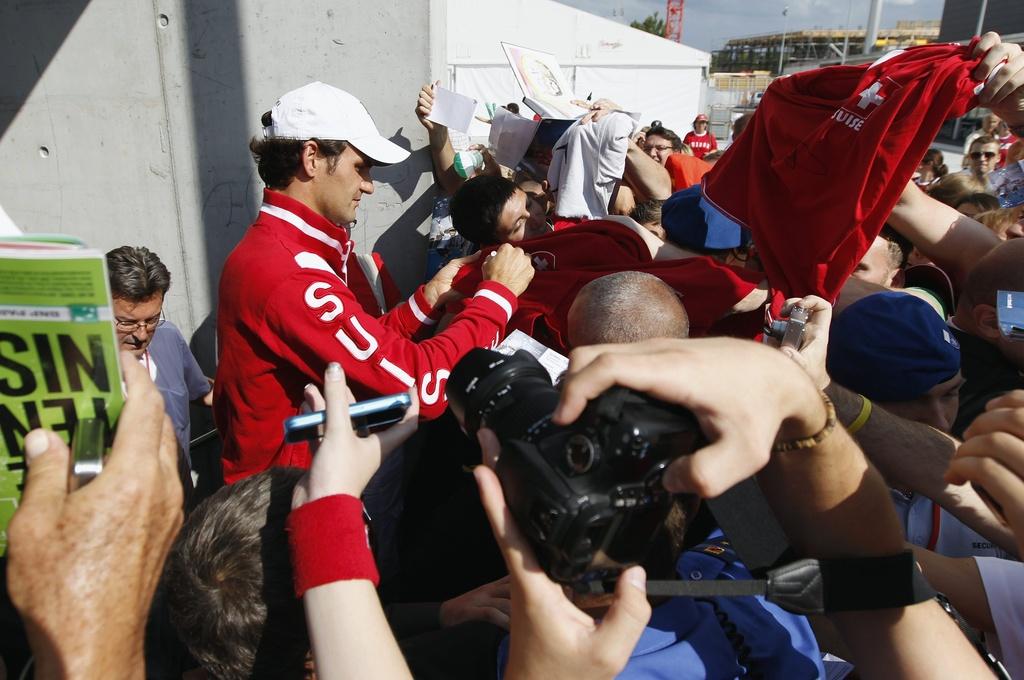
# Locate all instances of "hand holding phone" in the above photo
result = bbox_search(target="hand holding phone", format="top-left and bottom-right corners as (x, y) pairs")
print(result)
(290, 363), (419, 506)
(284, 393), (413, 443)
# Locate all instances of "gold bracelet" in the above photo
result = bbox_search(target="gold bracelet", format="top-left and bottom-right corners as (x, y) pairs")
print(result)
(845, 395), (873, 436)
(771, 391), (837, 453)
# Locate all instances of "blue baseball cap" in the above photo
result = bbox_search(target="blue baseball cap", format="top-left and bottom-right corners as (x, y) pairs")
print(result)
(826, 292), (961, 402)
(661, 185), (751, 250)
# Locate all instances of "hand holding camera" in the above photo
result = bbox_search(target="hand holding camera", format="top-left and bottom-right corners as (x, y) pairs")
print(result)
(448, 337), (830, 587)
(767, 296), (833, 390)
(473, 440), (651, 680)
(8, 353), (183, 679)
(556, 338), (828, 496)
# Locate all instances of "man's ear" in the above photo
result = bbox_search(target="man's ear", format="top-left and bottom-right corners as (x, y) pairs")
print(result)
(298, 140), (320, 179)
(889, 268), (905, 289)
(972, 304), (1001, 340)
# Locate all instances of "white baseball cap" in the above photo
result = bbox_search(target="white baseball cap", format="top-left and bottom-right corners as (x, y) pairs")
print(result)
(263, 81), (410, 165)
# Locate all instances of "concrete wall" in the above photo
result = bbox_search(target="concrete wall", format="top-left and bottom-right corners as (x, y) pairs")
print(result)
(0, 0), (441, 369)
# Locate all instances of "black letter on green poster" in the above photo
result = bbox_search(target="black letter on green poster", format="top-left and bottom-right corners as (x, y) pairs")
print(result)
(0, 333), (36, 398)
(58, 334), (110, 392)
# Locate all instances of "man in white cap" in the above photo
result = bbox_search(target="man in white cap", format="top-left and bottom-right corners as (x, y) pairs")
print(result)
(683, 113), (717, 160)
(214, 82), (535, 484)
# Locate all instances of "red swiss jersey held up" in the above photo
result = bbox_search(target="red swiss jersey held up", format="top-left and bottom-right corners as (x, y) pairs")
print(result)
(704, 41), (987, 302)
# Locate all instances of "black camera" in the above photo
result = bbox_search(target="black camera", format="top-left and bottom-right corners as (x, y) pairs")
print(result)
(447, 348), (704, 585)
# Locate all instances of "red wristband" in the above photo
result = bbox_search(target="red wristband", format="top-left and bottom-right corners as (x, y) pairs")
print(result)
(287, 494), (379, 597)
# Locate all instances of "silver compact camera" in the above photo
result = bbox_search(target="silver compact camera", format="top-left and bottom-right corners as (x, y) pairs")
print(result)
(765, 306), (811, 350)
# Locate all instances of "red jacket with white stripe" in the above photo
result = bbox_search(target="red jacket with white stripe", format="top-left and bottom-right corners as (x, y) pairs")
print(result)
(214, 190), (517, 483)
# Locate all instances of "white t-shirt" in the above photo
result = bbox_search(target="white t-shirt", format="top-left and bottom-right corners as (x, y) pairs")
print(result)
(975, 556), (1024, 678)
(548, 112), (639, 220)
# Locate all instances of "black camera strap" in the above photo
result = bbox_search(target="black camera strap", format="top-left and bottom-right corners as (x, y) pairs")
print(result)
(638, 551), (936, 616)
(703, 477), (793, 575)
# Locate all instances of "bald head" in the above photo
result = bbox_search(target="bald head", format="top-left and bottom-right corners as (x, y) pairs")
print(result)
(567, 271), (689, 348)
(961, 239), (1024, 311)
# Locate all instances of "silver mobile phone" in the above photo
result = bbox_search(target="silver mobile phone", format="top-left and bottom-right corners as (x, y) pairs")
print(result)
(283, 392), (413, 443)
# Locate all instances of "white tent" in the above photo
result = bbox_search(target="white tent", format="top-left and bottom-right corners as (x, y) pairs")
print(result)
(443, 0), (710, 139)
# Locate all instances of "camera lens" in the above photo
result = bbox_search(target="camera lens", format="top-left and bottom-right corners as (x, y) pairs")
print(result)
(565, 434), (597, 474)
(447, 349), (561, 442)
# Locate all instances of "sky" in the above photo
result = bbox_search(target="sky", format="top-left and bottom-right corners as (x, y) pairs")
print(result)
(555, 0), (946, 52)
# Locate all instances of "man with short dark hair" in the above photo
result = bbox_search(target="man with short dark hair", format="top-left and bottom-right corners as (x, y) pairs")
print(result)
(106, 246), (211, 469)
(449, 175), (534, 245)
(107, 245), (213, 679)
(642, 124), (684, 165)
(215, 81), (535, 483)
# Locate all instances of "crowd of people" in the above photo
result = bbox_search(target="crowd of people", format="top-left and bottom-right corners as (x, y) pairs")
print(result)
(6, 29), (1024, 680)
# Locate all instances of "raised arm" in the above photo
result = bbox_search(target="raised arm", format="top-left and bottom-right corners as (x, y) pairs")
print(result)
(623, 139), (671, 201)
(415, 82), (463, 197)
(886, 181), (999, 287)
(290, 363), (420, 680)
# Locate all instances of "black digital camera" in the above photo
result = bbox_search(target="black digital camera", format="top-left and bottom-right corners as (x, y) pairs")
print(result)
(447, 348), (704, 585)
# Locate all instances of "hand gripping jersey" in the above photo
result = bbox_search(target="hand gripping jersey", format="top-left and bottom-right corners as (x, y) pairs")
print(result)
(214, 190), (517, 482)
(704, 41), (987, 301)
(451, 220), (773, 354)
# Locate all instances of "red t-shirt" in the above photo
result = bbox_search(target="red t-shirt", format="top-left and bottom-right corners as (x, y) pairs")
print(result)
(704, 42), (985, 302)
(683, 131), (718, 159)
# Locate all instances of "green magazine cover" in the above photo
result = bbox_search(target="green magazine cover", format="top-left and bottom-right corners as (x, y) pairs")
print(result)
(0, 245), (123, 555)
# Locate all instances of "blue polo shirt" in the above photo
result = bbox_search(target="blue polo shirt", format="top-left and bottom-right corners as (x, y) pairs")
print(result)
(497, 535), (824, 679)
(147, 321), (210, 465)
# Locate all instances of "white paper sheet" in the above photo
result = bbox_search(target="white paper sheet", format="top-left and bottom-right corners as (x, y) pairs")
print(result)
(496, 329), (568, 383)
(488, 107), (539, 169)
(425, 86), (478, 133)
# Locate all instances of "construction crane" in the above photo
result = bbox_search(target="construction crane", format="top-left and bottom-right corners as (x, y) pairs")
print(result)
(665, 0), (684, 43)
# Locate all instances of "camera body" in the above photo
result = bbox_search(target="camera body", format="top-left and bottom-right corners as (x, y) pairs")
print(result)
(448, 349), (703, 584)
(766, 305), (810, 350)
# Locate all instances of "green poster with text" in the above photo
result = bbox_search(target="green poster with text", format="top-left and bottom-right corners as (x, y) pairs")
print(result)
(0, 246), (123, 554)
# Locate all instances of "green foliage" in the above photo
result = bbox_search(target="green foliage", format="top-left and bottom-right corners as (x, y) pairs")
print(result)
(630, 11), (666, 37)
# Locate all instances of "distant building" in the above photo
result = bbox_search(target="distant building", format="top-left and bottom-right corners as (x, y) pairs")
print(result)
(712, 20), (939, 75)
(938, 0), (1024, 42)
